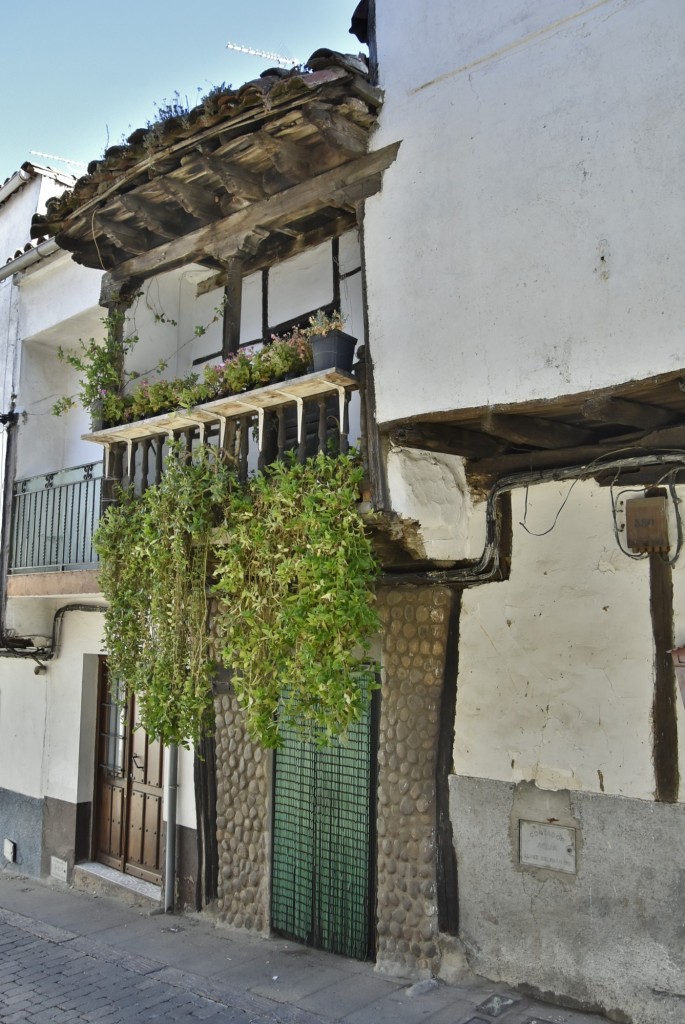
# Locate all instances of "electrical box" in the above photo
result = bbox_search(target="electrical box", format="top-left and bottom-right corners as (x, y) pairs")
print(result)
(3, 838), (16, 862)
(625, 496), (669, 553)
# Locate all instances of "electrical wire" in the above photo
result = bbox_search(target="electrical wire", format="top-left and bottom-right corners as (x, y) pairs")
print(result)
(379, 446), (685, 587)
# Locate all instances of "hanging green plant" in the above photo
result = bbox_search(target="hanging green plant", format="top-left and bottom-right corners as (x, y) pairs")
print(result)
(52, 306), (137, 426)
(94, 445), (234, 747)
(212, 451), (380, 748)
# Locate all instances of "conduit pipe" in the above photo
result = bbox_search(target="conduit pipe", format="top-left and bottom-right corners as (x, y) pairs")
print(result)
(164, 745), (179, 913)
(379, 449), (685, 587)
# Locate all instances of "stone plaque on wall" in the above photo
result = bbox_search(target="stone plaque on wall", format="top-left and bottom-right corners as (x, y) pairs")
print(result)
(519, 820), (577, 874)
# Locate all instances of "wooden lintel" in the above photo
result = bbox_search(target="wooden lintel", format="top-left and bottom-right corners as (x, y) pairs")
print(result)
(482, 410), (592, 449)
(389, 422), (504, 459)
(106, 143), (400, 287)
(197, 270), (227, 296)
(582, 395), (674, 431)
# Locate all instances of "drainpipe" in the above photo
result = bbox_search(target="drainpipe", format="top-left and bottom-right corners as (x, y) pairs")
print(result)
(0, 167), (32, 207)
(0, 238), (59, 284)
(164, 744), (179, 913)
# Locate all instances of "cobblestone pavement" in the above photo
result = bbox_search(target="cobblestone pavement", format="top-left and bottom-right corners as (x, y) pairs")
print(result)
(0, 909), (325, 1024)
(0, 872), (612, 1024)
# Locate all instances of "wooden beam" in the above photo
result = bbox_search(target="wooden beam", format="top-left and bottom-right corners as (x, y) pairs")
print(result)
(254, 130), (311, 180)
(481, 410), (593, 449)
(118, 193), (193, 239)
(103, 143), (400, 288)
(303, 101), (368, 155)
(649, 532), (679, 802)
(205, 226), (269, 264)
(582, 395), (674, 431)
(195, 212), (356, 295)
(389, 423), (504, 459)
(221, 257), (243, 357)
(154, 177), (219, 221)
(640, 424), (685, 448)
(194, 156), (267, 201)
(93, 213), (153, 255)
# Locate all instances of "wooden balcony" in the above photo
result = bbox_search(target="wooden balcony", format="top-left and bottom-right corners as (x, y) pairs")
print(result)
(83, 368), (359, 491)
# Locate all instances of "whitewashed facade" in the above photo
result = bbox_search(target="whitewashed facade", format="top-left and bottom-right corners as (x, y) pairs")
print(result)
(363, 2), (685, 1021)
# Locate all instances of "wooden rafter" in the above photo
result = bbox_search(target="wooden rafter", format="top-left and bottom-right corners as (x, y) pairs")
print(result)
(303, 101), (369, 155)
(481, 410), (593, 449)
(582, 395), (674, 431)
(154, 177), (219, 221)
(389, 423), (505, 459)
(101, 143), (400, 292)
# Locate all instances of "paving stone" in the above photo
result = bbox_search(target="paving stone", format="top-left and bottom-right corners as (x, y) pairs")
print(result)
(0, 871), (616, 1024)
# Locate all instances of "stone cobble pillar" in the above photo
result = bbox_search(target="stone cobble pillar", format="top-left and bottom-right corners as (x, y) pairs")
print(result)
(375, 586), (453, 978)
(214, 689), (271, 933)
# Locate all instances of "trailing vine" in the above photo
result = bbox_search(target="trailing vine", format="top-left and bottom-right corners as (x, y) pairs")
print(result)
(93, 448), (379, 750)
(213, 451), (380, 748)
(94, 445), (233, 747)
(53, 307), (347, 429)
(52, 306), (137, 425)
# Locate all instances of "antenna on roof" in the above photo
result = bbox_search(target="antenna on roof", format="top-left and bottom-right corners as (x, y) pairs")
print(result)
(225, 41), (299, 67)
(30, 151), (87, 170)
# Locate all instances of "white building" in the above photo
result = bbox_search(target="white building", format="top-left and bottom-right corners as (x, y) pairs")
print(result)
(361, 2), (685, 1021)
(2, 4), (683, 1021)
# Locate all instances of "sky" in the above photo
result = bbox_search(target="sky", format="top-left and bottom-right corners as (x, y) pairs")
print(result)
(0, 0), (364, 183)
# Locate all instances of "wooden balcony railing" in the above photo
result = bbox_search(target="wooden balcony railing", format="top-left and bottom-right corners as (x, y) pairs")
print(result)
(10, 462), (103, 573)
(83, 368), (359, 494)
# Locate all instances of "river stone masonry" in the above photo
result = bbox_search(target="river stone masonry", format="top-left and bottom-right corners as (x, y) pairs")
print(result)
(375, 585), (452, 978)
(214, 687), (271, 933)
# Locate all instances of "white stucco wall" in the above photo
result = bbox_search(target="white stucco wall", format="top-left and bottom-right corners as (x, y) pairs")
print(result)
(386, 448), (485, 560)
(366, 0), (685, 424)
(18, 254), (102, 346)
(0, 609), (104, 804)
(456, 480), (685, 801)
(0, 176), (44, 263)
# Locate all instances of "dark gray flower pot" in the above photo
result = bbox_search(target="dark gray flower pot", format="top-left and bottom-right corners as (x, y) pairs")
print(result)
(311, 330), (357, 372)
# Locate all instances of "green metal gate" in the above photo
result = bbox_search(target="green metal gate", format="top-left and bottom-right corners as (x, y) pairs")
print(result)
(271, 680), (376, 960)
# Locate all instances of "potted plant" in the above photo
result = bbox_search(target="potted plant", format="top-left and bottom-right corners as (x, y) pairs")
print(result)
(306, 309), (357, 373)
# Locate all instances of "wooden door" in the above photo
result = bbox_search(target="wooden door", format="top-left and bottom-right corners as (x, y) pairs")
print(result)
(95, 661), (164, 883)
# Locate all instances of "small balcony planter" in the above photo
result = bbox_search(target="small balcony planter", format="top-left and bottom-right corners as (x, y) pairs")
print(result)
(306, 310), (357, 373)
(311, 329), (357, 373)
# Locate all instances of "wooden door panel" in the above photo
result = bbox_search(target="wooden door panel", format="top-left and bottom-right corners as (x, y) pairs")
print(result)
(142, 794), (162, 868)
(95, 661), (164, 883)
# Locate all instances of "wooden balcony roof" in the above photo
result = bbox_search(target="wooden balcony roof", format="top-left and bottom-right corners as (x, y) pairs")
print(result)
(31, 51), (398, 300)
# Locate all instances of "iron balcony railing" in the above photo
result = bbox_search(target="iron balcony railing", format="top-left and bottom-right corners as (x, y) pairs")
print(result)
(10, 462), (103, 574)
